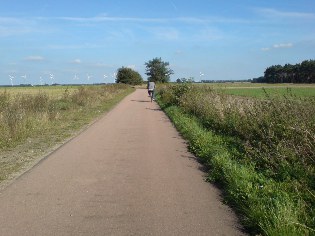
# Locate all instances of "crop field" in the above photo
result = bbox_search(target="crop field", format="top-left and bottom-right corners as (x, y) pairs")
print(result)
(0, 84), (134, 189)
(201, 83), (315, 98)
(0, 85), (82, 98)
(157, 83), (315, 236)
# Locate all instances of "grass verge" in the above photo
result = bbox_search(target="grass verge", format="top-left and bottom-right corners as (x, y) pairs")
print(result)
(156, 84), (314, 236)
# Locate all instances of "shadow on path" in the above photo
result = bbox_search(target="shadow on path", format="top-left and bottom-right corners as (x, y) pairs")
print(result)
(130, 99), (151, 103)
(145, 107), (162, 111)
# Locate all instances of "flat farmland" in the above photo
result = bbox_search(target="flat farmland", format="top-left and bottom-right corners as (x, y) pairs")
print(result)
(0, 85), (82, 98)
(207, 83), (315, 98)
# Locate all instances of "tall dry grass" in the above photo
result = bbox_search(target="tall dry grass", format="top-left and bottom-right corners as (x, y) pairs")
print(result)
(0, 84), (131, 149)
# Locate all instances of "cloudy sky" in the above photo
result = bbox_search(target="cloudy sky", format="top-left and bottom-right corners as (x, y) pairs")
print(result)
(0, 0), (314, 85)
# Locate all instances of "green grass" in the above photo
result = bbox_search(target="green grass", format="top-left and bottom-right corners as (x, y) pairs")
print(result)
(220, 87), (315, 98)
(194, 83), (315, 98)
(159, 104), (309, 236)
(157, 83), (315, 236)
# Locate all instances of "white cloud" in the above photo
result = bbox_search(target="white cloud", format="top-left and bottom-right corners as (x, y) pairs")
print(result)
(56, 16), (167, 24)
(0, 17), (50, 37)
(73, 59), (81, 64)
(261, 43), (293, 51)
(25, 56), (45, 61)
(175, 50), (183, 55)
(0, 21), (32, 37)
(0, 15), (249, 40)
(257, 8), (315, 20)
(273, 43), (293, 48)
(55, 15), (249, 25)
(261, 47), (270, 51)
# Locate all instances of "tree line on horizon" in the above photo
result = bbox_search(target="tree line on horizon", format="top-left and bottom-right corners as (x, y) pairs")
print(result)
(252, 59), (315, 83)
(115, 58), (315, 85)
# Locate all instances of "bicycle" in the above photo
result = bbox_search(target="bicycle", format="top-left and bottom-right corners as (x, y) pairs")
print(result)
(148, 90), (154, 102)
(147, 81), (156, 102)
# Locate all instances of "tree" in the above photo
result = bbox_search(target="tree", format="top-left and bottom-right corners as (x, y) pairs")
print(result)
(300, 60), (315, 83)
(176, 77), (195, 83)
(264, 65), (283, 83)
(116, 67), (143, 85)
(145, 57), (174, 83)
(262, 60), (315, 83)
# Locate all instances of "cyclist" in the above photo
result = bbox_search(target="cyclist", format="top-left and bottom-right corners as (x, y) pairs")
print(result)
(147, 81), (156, 101)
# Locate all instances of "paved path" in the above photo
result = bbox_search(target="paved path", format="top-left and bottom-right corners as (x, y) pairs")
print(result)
(0, 89), (245, 236)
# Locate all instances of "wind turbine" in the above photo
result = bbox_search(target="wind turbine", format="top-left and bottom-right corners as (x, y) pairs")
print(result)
(21, 74), (27, 84)
(73, 74), (79, 81)
(199, 72), (204, 83)
(111, 72), (117, 83)
(9, 75), (14, 86)
(87, 74), (92, 83)
(49, 73), (55, 85)
(103, 74), (108, 83)
(39, 76), (43, 86)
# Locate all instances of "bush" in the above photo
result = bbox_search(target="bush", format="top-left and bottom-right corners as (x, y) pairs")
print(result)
(116, 67), (143, 85)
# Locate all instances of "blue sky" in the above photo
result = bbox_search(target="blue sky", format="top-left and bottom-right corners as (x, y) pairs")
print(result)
(0, 0), (314, 85)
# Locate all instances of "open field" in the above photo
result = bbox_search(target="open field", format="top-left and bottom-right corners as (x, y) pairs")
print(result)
(200, 82), (315, 88)
(0, 85), (84, 98)
(199, 83), (315, 98)
(0, 84), (134, 189)
(221, 86), (315, 97)
(157, 83), (315, 235)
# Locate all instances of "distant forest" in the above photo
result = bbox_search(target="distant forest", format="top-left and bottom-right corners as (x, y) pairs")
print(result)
(252, 59), (315, 83)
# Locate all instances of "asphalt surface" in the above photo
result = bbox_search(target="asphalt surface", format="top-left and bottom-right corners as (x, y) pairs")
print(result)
(0, 89), (245, 236)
